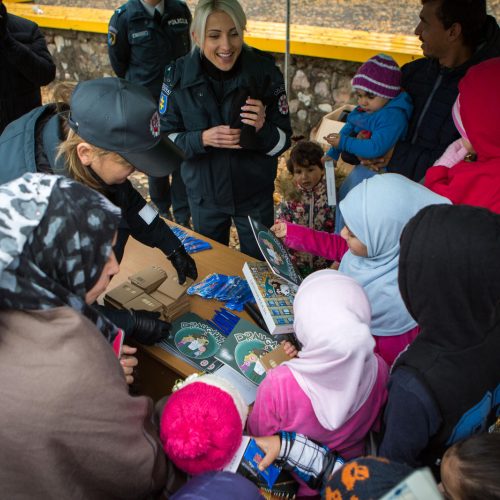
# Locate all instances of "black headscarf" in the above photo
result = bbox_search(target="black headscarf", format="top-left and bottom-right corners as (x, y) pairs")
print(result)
(0, 173), (122, 342)
(395, 204), (500, 458)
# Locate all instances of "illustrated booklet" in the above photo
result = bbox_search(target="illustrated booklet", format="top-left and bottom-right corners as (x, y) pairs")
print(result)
(244, 217), (302, 335)
(214, 317), (280, 404)
(157, 312), (225, 373)
(248, 216), (302, 287)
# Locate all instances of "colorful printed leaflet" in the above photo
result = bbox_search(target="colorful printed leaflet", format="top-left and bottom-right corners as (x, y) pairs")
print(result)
(248, 216), (302, 287)
(170, 225), (212, 253)
(243, 261), (296, 335)
(158, 312), (225, 372)
(215, 318), (279, 386)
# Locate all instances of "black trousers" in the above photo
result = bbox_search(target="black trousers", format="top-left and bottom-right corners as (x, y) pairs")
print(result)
(148, 170), (190, 224)
(189, 197), (274, 260)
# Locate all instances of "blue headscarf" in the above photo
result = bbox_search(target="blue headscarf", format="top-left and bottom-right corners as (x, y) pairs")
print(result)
(339, 174), (450, 336)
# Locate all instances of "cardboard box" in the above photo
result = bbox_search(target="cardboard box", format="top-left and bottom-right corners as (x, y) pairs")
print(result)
(155, 275), (193, 300)
(104, 282), (144, 309)
(310, 104), (355, 147)
(260, 344), (292, 371)
(103, 266), (191, 322)
(124, 294), (164, 314)
(129, 266), (168, 293)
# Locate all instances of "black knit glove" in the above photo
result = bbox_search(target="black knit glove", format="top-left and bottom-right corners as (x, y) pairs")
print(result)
(130, 310), (171, 345)
(168, 245), (198, 285)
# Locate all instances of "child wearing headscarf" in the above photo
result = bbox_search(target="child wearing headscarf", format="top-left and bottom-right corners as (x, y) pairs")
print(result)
(273, 174), (451, 366)
(247, 270), (389, 497)
(425, 58), (500, 213)
(379, 204), (500, 478)
(0, 173), (169, 498)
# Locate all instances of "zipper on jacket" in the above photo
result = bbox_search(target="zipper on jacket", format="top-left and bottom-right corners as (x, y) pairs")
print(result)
(410, 73), (443, 144)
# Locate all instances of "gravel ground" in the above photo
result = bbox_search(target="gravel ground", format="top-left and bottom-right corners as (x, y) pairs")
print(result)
(36, 0), (500, 35)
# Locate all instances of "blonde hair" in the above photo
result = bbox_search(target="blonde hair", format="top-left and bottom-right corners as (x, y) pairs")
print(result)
(191, 0), (246, 52)
(56, 128), (131, 192)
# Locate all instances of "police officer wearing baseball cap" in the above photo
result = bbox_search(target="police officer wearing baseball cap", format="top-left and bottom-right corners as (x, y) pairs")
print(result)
(0, 77), (197, 345)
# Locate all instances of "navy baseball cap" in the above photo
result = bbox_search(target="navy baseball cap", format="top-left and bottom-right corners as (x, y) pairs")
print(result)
(68, 77), (184, 177)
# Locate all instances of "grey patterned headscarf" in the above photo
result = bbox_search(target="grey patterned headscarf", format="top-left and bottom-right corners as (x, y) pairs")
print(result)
(0, 173), (122, 342)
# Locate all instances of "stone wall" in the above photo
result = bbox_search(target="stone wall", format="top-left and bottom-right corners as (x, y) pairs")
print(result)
(43, 28), (361, 137)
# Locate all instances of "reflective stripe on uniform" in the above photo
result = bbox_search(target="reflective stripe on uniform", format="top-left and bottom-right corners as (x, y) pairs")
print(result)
(267, 127), (286, 156)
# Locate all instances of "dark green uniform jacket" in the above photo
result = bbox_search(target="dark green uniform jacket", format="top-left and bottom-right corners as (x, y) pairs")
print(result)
(159, 45), (292, 213)
(108, 0), (191, 100)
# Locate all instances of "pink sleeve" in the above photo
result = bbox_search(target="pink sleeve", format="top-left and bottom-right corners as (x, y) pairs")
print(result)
(284, 223), (348, 261)
(246, 371), (282, 437)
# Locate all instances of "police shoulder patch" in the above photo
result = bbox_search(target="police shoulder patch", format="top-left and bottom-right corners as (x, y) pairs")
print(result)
(278, 93), (289, 115)
(159, 91), (169, 115)
(107, 27), (118, 46)
(150, 111), (161, 138)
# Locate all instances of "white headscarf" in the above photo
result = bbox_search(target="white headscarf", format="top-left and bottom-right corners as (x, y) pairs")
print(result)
(285, 269), (378, 431)
(339, 174), (451, 336)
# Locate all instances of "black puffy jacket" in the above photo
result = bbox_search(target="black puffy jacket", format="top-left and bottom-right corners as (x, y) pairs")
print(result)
(0, 13), (56, 133)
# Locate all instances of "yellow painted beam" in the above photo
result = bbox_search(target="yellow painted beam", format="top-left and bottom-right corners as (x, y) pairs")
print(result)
(5, 3), (112, 33)
(5, 2), (422, 64)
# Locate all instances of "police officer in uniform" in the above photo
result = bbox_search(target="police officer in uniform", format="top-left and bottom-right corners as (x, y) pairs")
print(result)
(0, 77), (198, 345)
(160, 0), (292, 259)
(108, 0), (192, 225)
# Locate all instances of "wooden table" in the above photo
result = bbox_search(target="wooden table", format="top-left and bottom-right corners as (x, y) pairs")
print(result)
(107, 230), (255, 401)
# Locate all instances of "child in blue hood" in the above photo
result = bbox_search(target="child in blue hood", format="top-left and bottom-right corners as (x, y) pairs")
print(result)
(324, 54), (413, 232)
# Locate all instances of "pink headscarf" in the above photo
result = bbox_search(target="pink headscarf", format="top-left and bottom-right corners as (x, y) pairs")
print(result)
(285, 270), (379, 431)
(452, 95), (469, 142)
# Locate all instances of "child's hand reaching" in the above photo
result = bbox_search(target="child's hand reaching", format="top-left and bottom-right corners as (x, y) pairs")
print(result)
(253, 435), (281, 471)
(281, 340), (299, 359)
(324, 133), (340, 148)
(271, 222), (287, 239)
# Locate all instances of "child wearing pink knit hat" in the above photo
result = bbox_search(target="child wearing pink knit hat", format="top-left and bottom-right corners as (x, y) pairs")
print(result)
(159, 373), (249, 475)
(324, 53), (414, 232)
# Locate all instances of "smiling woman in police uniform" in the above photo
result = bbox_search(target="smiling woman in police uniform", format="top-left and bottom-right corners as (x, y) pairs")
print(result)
(160, 0), (292, 259)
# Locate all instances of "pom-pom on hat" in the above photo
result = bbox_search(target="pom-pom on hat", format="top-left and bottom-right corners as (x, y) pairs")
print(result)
(351, 54), (401, 99)
(160, 374), (248, 475)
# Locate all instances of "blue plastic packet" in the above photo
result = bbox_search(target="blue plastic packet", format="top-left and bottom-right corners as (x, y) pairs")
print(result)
(211, 307), (240, 335)
(187, 273), (228, 298)
(225, 282), (254, 311)
(169, 226), (212, 253)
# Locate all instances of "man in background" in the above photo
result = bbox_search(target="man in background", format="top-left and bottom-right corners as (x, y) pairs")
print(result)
(367, 0), (500, 181)
(0, 0), (56, 134)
